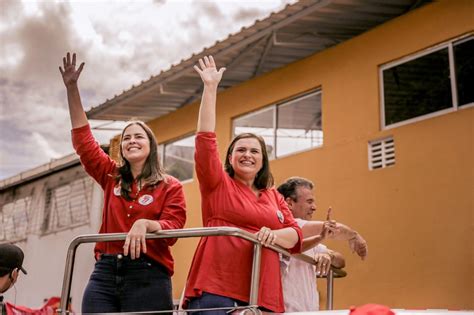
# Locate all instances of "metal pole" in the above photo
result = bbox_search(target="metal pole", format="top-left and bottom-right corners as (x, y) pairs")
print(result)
(326, 269), (334, 310)
(58, 243), (76, 314)
(249, 243), (262, 305)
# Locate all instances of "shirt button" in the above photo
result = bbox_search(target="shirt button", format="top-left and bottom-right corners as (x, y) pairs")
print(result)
(117, 254), (123, 259)
(129, 205), (133, 209)
(127, 214), (130, 217)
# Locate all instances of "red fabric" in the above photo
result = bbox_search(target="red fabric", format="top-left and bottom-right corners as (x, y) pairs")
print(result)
(349, 304), (395, 315)
(184, 132), (302, 312)
(5, 297), (66, 315)
(71, 124), (186, 275)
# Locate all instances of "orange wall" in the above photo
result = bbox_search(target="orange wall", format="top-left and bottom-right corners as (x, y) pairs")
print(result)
(145, 0), (473, 309)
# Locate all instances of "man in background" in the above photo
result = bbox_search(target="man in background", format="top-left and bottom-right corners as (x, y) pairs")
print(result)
(0, 243), (27, 315)
(278, 177), (367, 312)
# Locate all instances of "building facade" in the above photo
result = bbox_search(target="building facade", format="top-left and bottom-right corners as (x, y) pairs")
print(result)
(129, 0), (471, 308)
(2, 0), (471, 311)
(0, 153), (104, 311)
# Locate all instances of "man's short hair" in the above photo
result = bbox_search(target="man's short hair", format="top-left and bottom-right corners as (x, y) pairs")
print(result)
(0, 244), (27, 277)
(277, 177), (314, 202)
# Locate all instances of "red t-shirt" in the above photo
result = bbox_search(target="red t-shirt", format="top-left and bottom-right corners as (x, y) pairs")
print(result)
(71, 124), (186, 275)
(184, 132), (302, 312)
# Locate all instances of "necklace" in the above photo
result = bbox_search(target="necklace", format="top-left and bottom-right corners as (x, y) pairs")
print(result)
(134, 179), (142, 199)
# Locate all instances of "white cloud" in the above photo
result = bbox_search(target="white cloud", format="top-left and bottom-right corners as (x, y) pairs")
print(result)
(31, 132), (62, 159)
(0, 0), (296, 180)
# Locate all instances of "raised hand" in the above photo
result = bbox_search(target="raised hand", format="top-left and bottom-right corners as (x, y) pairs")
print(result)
(322, 207), (337, 238)
(193, 55), (226, 87)
(59, 52), (85, 88)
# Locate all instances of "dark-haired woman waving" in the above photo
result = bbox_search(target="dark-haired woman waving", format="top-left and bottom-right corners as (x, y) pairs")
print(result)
(184, 56), (302, 314)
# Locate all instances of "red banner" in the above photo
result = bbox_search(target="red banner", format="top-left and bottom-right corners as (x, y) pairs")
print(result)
(5, 297), (72, 315)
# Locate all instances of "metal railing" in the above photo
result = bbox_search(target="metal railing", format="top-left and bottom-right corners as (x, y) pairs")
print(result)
(58, 227), (346, 314)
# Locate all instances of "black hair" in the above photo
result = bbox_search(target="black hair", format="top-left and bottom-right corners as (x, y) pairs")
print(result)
(277, 177), (314, 202)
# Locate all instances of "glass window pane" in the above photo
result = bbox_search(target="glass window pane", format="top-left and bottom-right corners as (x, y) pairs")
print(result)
(383, 48), (452, 126)
(164, 135), (195, 182)
(276, 92), (322, 157)
(233, 107), (276, 159)
(454, 37), (474, 107)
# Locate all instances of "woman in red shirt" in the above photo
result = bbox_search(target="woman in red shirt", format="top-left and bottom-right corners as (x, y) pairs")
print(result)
(184, 56), (302, 314)
(59, 53), (186, 313)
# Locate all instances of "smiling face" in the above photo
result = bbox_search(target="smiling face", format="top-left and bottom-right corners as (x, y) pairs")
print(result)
(228, 137), (263, 182)
(120, 123), (151, 165)
(287, 186), (316, 220)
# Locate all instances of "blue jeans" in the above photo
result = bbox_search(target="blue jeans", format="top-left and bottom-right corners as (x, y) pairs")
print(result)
(81, 254), (172, 313)
(188, 292), (247, 315)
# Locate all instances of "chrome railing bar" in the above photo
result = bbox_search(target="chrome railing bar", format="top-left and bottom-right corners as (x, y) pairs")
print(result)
(327, 269), (334, 310)
(60, 227), (266, 314)
(59, 226), (344, 313)
(249, 243), (262, 305)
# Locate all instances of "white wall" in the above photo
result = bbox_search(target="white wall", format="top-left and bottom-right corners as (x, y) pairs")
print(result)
(2, 164), (103, 312)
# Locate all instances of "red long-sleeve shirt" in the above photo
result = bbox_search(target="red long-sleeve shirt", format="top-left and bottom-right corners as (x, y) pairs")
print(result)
(184, 132), (302, 312)
(71, 124), (186, 275)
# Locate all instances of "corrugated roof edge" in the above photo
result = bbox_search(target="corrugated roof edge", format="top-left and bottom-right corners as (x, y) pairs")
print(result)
(0, 145), (109, 190)
(85, 0), (305, 117)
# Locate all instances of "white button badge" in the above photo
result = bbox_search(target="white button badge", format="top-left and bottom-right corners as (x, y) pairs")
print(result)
(138, 194), (154, 206)
(113, 186), (121, 196)
(276, 210), (284, 224)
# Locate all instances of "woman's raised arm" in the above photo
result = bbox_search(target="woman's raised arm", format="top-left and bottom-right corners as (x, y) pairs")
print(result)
(59, 52), (88, 128)
(193, 56), (226, 132)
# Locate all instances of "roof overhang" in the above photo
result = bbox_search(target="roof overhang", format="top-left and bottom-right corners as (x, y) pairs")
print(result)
(86, 0), (431, 122)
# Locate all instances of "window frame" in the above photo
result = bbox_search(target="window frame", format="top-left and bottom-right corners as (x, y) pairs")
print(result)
(159, 133), (196, 184)
(0, 196), (32, 243)
(379, 33), (474, 130)
(41, 176), (93, 236)
(232, 89), (323, 160)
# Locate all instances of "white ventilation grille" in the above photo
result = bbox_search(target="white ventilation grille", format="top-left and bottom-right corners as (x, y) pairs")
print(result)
(369, 137), (395, 170)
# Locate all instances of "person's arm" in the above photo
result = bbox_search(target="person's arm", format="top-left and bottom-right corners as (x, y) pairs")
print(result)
(64, 53), (116, 187)
(301, 234), (324, 252)
(300, 220), (336, 251)
(325, 222), (368, 259)
(193, 56), (226, 132)
(59, 52), (88, 128)
(301, 219), (368, 260)
(300, 220), (326, 238)
(256, 226), (299, 249)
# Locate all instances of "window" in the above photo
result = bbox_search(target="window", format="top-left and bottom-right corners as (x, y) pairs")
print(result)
(454, 37), (474, 107)
(0, 196), (31, 242)
(233, 90), (322, 159)
(42, 177), (92, 234)
(159, 134), (195, 182)
(233, 106), (276, 158)
(381, 35), (473, 128)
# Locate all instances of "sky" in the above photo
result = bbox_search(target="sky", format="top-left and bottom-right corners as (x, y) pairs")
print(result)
(0, 0), (296, 180)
